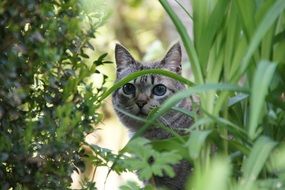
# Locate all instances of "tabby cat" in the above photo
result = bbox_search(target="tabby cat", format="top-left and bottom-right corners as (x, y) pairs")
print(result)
(112, 43), (192, 190)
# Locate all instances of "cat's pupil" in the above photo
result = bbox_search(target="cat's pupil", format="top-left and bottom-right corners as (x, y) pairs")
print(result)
(122, 83), (136, 95)
(152, 84), (167, 96)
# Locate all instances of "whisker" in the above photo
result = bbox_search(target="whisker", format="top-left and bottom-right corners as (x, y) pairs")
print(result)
(114, 105), (146, 122)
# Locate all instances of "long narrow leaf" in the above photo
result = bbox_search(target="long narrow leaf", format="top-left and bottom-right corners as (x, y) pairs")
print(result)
(99, 69), (194, 101)
(248, 61), (276, 139)
(187, 130), (212, 160)
(159, 0), (204, 84)
(234, 0), (256, 40)
(132, 83), (249, 139)
(174, 0), (193, 20)
(233, 0), (285, 82)
(189, 156), (231, 190)
(198, 0), (228, 72)
(240, 136), (277, 190)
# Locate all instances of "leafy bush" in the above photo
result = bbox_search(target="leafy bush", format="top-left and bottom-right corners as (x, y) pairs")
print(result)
(2, 0), (285, 190)
(94, 0), (285, 189)
(0, 0), (109, 189)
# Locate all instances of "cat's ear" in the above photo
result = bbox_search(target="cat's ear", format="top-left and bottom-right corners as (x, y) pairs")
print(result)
(161, 42), (182, 74)
(115, 43), (136, 72)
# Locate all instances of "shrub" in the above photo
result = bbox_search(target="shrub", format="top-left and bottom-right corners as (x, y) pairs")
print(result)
(0, 0), (109, 189)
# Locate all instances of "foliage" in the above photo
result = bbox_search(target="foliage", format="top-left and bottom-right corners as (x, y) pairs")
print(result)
(96, 0), (285, 189)
(0, 0), (109, 189)
(119, 181), (142, 190)
(122, 138), (181, 180)
(2, 0), (285, 189)
(86, 137), (181, 183)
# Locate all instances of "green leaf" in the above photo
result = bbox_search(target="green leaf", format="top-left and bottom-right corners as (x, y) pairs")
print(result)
(224, 5), (241, 81)
(190, 156), (231, 190)
(268, 144), (285, 176)
(240, 136), (277, 190)
(273, 38), (285, 63)
(187, 130), (212, 160)
(235, 0), (285, 81)
(159, 0), (204, 84)
(248, 61), (276, 140)
(228, 93), (249, 107)
(234, 0), (256, 40)
(200, 107), (248, 142)
(151, 136), (189, 158)
(99, 69), (194, 101)
(94, 53), (108, 66)
(133, 83), (249, 139)
(196, 0), (228, 73)
(123, 138), (182, 180)
(120, 181), (142, 190)
(174, 0), (193, 19)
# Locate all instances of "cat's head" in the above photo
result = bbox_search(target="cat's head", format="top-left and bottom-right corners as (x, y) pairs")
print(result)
(112, 43), (185, 124)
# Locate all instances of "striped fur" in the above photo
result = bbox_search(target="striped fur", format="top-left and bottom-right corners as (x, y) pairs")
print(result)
(112, 43), (193, 190)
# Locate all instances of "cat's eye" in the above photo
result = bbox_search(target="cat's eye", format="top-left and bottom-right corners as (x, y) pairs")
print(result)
(152, 84), (167, 96)
(122, 83), (136, 95)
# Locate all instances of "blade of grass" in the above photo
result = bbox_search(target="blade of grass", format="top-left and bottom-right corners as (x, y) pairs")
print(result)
(232, 0), (285, 82)
(200, 107), (249, 143)
(99, 69), (194, 101)
(191, 0), (209, 74)
(228, 140), (250, 156)
(240, 136), (277, 190)
(248, 61), (276, 140)
(206, 35), (224, 83)
(205, 44), (224, 113)
(191, 0), (218, 49)
(255, 0), (275, 25)
(229, 37), (247, 81)
(171, 107), (196, 118)
(261, 25), (275, 60)
(156, 122), (186, 143)
(189, 156), (231, 190)
(228, 93), (249, 107)
(132, 83), (249, 139)
(159, 0), (204, 85)
(186, 130), (212, 160)
(114, 105), (185, 143)
(189, 117), (213, 132)
(197, 0), (228, 73)
(234, 0), (256, 40)
(224, 4), (240, 81)
(174, 0), (193, 20)
(113, 105), (147, 123)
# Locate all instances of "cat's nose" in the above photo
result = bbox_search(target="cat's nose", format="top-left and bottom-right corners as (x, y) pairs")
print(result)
(136, 101), (147, 108)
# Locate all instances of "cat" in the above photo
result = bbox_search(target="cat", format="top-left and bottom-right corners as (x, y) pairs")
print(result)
(112, 43), (193, 190)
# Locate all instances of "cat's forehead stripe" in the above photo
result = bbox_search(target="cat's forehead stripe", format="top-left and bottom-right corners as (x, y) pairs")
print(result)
(132, 75), (156, 86)
(151, 75), (155, 84)
(140, 76), (148, 83)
